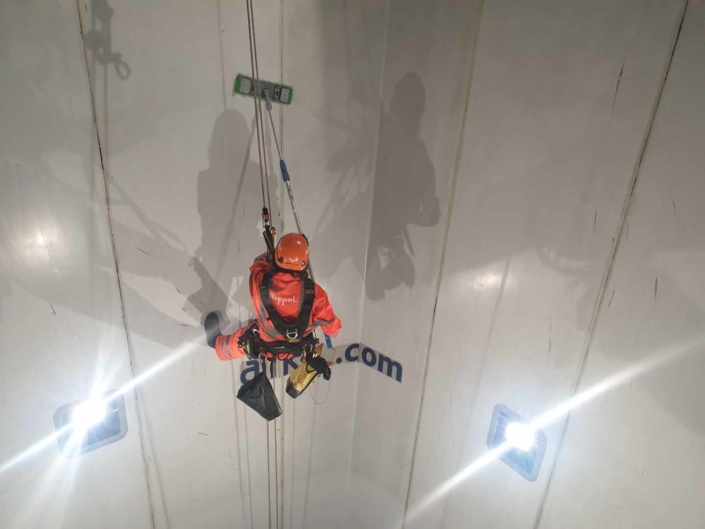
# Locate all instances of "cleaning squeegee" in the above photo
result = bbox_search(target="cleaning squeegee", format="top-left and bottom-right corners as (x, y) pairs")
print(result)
(234, 74), (293, 105)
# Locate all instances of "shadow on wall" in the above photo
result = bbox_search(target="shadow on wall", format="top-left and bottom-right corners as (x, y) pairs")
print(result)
(365, 73), (440, 301)
(105, 109), (265, 345)
(186, 109), (263, 323)
(0, 0), (264, 350)
(83, 0), (131, 81)
(308, 72), (439, 300)
(81, 0), (266, 341)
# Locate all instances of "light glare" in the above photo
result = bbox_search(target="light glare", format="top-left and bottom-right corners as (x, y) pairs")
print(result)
(71, 399), (107, 431)
(504, 422), (536, 451)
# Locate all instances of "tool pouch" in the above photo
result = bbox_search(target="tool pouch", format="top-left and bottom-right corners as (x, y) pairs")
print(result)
(286, 356), (331, 399)
(237, 372), (282, 421)
(286, 362), (319, 399)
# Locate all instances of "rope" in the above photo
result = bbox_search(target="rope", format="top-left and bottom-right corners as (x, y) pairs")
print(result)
(266, 99), (283, 160)
(245, 0), (266, 211)
(245, 0), (272, 217)
(266, 416), (272, 529)
(273, 363), (280, 529)
(245, 3), (279, 527)
(310, 374), (331, 405)
(251, 10), (273, 217)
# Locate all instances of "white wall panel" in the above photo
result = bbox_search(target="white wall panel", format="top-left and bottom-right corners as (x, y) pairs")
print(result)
(80, 0), (384, 527)
(78, 0), (274, 526)
(282, 1), (389, 527)
(405, 1), (686, 528)
(350, 1), (483, 527)
(0, 1), (152, 527)
(539, 3), (705, 527)
(3, 1), (702, 528)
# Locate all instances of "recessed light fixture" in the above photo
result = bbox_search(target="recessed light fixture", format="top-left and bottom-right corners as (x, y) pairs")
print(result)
(53, 392), (128, 457)
(487, 404), (547, 481)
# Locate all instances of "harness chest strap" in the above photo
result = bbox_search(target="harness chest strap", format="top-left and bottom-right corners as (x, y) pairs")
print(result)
(259, 272), (315, 344)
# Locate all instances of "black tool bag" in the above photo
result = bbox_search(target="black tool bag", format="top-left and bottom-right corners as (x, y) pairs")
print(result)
(237, 371), (282, 421)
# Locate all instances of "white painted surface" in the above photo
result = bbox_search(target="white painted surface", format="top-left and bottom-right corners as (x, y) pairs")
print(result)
(0, 1), (153, 528)
(282, 2), (388, 528)
(539, 3), (705, 527)
(405, 1), (687, 528)
(350, 1), (483, 527)
(2, 1), (704, 528)
(77, 0), (382, 526)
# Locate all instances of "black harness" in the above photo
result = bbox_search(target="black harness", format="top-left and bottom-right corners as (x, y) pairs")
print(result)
(257, 271), (317, 358)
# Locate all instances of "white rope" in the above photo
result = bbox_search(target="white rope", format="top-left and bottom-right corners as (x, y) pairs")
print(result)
(273, 363), (280, 529)
(245, 0), (266, 211)
(244, 6), (275, 527)
(245, 0), (272, 216)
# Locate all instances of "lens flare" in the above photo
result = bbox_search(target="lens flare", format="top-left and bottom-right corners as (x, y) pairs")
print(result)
(71, 399), (107, 432)
(0, 333), (202, 474)
(504, 422), (537, 451)
(404, 336), (705, 526)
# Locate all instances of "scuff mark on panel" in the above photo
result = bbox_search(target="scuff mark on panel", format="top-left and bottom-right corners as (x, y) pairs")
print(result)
(192, 296), (206, 308)
(607, 289), (616, 308)
(672, 200), (677, 215)
(654, 277), (658, 301)
(135, 246), (155, 257)
(593, 209), (597, 231)
(626, 222), (630, 240)
(548, 337), (552, 354)
(173, 323), (196, 328)
(197, 432), (209, 437)
(610, 62), (625, 117)
(50, 304), (56, 316)
(39, 228), (53, 259)
(449, 393), (455, 449)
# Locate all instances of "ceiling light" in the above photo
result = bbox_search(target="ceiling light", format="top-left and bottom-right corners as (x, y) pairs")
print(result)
(71, 399), (107, 431)
(504, 422), (537, 451)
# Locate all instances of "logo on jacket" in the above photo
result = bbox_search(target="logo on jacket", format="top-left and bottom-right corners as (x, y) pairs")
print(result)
(269, 292), (297, 307)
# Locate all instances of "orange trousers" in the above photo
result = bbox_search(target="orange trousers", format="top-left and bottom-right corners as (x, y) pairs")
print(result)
(215, 323), (298, 361)
(215, 324), (251, 361)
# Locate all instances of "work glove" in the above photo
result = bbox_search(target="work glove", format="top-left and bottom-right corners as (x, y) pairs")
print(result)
(237, 325), (262, 360)
(307, 355), (331, 381)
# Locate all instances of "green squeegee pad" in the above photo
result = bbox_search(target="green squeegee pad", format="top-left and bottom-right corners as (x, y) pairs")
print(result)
(234, 74), (293, 105)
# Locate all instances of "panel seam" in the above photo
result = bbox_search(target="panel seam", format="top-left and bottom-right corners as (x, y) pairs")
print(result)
(338, 0), (395, 523)
(74, 1), (158, 527)
(401, 1), (485, 526)
(346, 0), (395, 494)
(278, 5), (285, 528)
(531, 2), (690, 527)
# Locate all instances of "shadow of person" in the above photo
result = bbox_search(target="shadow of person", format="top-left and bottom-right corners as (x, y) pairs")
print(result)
(307, 74), (379, 285)
(185, 109), (263, 325)
(365, 73), (440, 301)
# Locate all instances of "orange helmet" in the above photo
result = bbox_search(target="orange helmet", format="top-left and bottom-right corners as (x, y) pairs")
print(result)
(275, 233), (309, 271)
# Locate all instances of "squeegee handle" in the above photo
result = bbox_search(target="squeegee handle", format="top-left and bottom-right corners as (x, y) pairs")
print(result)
(280, 159), (290, 182)
(279, 156), (332, 352)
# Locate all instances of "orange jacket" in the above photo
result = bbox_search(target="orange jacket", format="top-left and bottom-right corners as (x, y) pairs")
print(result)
(249, 255), (342, 342)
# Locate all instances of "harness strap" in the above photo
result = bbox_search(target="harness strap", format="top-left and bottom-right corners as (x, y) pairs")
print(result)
(259, 272), (316, 344)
